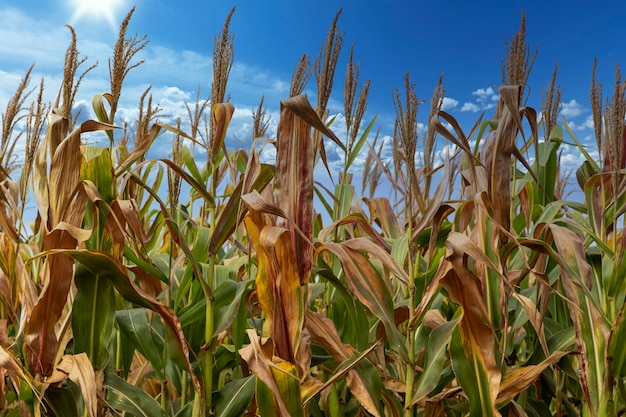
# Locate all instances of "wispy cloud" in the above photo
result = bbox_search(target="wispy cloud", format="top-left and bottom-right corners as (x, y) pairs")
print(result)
(0, 8), (69, 69)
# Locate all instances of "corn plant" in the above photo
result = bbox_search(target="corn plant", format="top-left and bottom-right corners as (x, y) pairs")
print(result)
(3, 5), (626, 417)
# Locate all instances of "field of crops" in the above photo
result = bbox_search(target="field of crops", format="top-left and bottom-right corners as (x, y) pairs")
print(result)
(1, 7), (625, 417)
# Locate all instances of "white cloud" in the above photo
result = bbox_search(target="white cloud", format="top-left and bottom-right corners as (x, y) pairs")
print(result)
(567, 115), (594, 131)
(0, 6), (296, 167)
(162, 86), (192, 101)
(441, 97), (459, 111)
(472, 87), (499, 101)
(259, 145), (276, 165)
(0, 8), (68, 69)
(460, 86), (500, 113)
(461, 102), (480, 112)
(560, 99), (584, 118)
(559, 150), (587, 172)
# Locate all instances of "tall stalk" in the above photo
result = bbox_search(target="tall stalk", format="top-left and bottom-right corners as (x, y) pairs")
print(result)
(393, 73), (420, 416)
(202, 7), (235, 414)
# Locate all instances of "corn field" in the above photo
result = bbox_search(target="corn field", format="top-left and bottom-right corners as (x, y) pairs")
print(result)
(1, 6), (626, 417)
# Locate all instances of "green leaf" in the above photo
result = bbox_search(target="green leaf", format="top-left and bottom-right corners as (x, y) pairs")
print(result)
(72, 263), (116, 370)
(118, 309), (186, 393)
(81, 146), (115, 203)
(410, 315), (461, 406)
(178, 278), (250, 336)
(104, 372), (168, 417)
(180, 145), (206, 185)
(215, 376), (256, 417)
(333, 183), (354, 221)
(449, 323), (496, 417)
(209, 162), (274, 255)
(115, 309), (166, 380)
(609, 302), (626, 378)
(346, 115), (377, 169)
(529, 137), (559, 206)
(43, 386), (80, 417)
(65, 249), (201, 395)
(256, 362), (305, 417)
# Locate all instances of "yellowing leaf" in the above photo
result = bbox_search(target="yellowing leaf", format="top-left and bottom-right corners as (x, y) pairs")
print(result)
(496, 351), (569, 406)
(211, 102), (235, 163)
(239, 330), (293, 417)
(315, 241), (407, 360)
(244, 214), (305, 364)
(47, 353), (98, 417)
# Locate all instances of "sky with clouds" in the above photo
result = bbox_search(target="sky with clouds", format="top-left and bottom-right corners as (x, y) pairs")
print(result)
(2, 0), (626, 200)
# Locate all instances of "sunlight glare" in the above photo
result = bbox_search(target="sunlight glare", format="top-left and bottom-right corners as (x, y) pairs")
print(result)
(68, 0), (126, 31)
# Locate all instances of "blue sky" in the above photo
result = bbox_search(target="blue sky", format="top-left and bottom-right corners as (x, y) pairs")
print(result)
(2, 0), (626, 196)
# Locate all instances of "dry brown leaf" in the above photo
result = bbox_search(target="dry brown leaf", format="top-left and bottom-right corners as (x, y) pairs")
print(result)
(275, 95), (328, 285)
(305, 312), (382, 417)
(47, 353), (98, 417)
(26, 226), (82, 375)
(364, 197), (401, 239)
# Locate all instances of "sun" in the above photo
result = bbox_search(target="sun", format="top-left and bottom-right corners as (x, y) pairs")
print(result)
(68, 0), (127, 31)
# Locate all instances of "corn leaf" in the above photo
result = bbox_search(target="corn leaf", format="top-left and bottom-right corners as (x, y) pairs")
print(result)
(72, 263), (116, 370)
(81, 146), (115, 203)
(550, 224), (607, 415)
(26, 225), (87, 375)
(115, 309), (167, 381)
(449, 322), (498, 417)
(443, 234), (501, 416)
(275, 95), (317, 284)
(315, 241), (407, 360)
(244, 217), (305, 363)
(257, 361), (305, 417)
(46, 353), (98, 417)
(239, 329), (293, 417)
(306, 311), (383, 416)
(63, 249), (201, 395)
(215, 375), (256, 417)
(364, 197), (401, 240)
(211, 103), (235, 163)
(409, 315), (461, 406)
(158, 158), (215, 208)
(496, 350), (570, 406)
(346, 116), (377, 169)
(209, 159), (274, 255)
(91, 93), (113, 122)
(103, 372), (168, 417)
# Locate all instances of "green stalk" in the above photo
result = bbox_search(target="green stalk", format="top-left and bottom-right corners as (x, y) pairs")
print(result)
(405, 181), (416, 417)
(180, 370), (188, 406)
(161, 346), (168, 410)
(115, 330), (121, 372)
(203, 164), (218, 414)
(192, 391), (203, 417)
(204, 255), (216, 412)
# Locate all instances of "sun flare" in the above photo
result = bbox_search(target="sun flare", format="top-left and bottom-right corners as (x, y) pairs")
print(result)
(68, 0), (126, 31)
